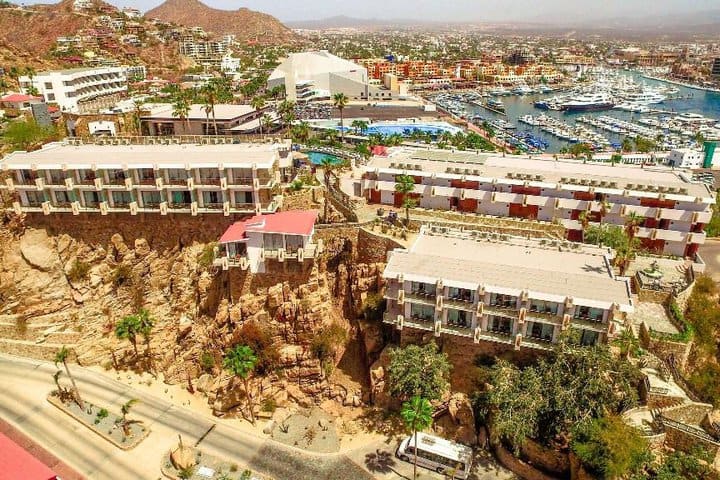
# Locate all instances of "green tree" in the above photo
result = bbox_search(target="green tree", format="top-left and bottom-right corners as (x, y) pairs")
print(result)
(277, 100), (296, 131)
(610, 153), (622, 166)
(171, 89), (191, 134)
(653, 448), (714, 480)
(223, 345), (258, 425)
(351, 119), (368, 135)
(115, 314), (142, 357)
(291, 121), (310, 143)
(394, 174), (416, 225)
(332, 92), (349, 143)
(136, 309), (154, 369)
(400, 396), (433, 479)
(319, 156), (337, 223)
(571, 415), (649, 479)
(250, 96), (267, 135)
(388, 343), (451, 401)
(621, 137), (634, 153)
(55, 346), (84, 409)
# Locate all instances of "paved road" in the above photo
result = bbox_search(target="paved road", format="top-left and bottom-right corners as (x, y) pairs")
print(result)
(0, 354), (372, 480)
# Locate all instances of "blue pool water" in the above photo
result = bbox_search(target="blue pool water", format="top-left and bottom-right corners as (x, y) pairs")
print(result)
(307, 151), (343, 165)
(335, 122), (462, 137)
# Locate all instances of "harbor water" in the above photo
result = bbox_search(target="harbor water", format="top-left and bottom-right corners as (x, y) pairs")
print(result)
(461, 72), (720, 153)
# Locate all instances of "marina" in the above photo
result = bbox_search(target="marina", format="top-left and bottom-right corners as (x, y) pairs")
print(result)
(429, 71), (720, 153)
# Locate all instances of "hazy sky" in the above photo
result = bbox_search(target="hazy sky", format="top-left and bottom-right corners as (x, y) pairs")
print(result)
(35, 0), (720, 22)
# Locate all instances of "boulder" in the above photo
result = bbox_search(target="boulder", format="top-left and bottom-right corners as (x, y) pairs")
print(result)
(110, 233), (129, 257)
(19, 229), (60, 272)
(170, 446), (196, 470)
(134, 238), (151, 257)
(195, 373), (215, 394)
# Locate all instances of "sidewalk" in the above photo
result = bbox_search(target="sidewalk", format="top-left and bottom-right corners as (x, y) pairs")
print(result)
(0, 417), (84, 480)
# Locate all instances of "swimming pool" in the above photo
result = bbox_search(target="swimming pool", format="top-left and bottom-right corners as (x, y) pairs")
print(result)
(307, 151), (343, 165)
(361, 123), (462, 136)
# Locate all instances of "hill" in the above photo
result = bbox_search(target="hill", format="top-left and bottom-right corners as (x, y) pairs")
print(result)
(145, 0), (301, 45)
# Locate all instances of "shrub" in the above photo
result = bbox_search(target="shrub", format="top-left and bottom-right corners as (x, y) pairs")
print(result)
(688, 362), (720, 407)
(261, 397), (277, 413)
(97, 408), (109, 420)
(67, 260), (90, 282)
(310, 322), (348, 365)
(571, 415), (650, 479)
(197, 242), (217, 269)
(360, 292), (386, 323)
(199, 351), (215, 373)
(388, 342), (451, 402)
(231, 321), (280, 375)
(111, 264), (133, 288)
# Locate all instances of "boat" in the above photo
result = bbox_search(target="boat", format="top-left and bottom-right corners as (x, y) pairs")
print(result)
(621, 91), (666, 105)
(489, 87), (510, 96)
(518, 115), (540, 126)
(486, 98), (505, 113)
(511, 84), (533, 95)
(561, 93), (614, 112)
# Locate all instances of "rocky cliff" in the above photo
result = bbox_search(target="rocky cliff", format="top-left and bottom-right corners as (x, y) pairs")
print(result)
(145, 0), (302, 45)
(0, 212), (396, 416)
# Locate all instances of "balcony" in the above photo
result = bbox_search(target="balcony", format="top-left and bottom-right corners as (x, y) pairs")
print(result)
(445, 296), (475, 311)
(442, 323), (473, 338)
(168, 202), (192, 210)
(404, 315), (435, 332)
(138, 177), (156, 186)
(107, 177), (127, 186)
(521, 336), (554, 351)
(572, 318), (607, 333)
(231, 177), (255, 186)
(406, 290), (437, 305)
(198, 177), (222, 186)
(526, 307), (562, 324)
(202, 202), (224, 210)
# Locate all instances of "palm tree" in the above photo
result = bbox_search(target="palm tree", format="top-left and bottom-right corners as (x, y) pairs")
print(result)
(200, 83), (217, 135)
(319, 156), (337, 222)
(351, 119), (368, 135)
(332, 92), (349, 143)
(261, 114), (273, 136)
(171, 90), (191, 135)
(137, 309), (154, 370)
(400, 396), (433, 480)
(291, 121), (310, 143)
(115, 314), (141, 357)
(119, 398), (143, 436)
(277, 100), (296, 130)
(614, 327), (639, 359)
(395, 174), (416, 225)
(223, 345), (258, 425)
(621, 137), (633, 153)
(578, 210), (590, 243)
(24, 66), (36, 85)
(625, 212), (644, 242)
(55, 346), (84, 409)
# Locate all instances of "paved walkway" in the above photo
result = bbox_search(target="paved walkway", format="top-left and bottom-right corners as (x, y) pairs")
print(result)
(0, 417), (84, 480)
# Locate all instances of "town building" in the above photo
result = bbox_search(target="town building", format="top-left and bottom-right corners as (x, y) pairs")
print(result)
(140, 104), (266, 136)
(712, 58), (720, 78)
(666, 148), (704, 169)
(383, 226), (634, 351)
(215, 210), (322, 273)
(267, 50), (395, 102)
(19, 67), (127, 114)
(0, 93), (44, 112)
(1, 140), (293, 217)
(356, 148), (713, 257)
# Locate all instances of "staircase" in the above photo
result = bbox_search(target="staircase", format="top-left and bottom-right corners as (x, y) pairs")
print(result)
(0, 313), (81, 360)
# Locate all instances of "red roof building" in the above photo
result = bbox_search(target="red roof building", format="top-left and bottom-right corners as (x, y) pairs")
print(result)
(0, 93), (44, 110)
(217, 210), (321, 273)
(0, 431), (58, 480)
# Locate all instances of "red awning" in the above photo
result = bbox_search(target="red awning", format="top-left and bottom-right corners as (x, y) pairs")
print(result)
(0, 431), (58, 480)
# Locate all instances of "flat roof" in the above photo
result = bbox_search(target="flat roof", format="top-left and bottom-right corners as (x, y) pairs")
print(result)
(367, 148), (711, 198)
(0, 431), (57, 480)
(1, 142), (280, 169)
(141, 104), (256, 122)
(384, 229), (633, 310)
(219, 210), (318, 243)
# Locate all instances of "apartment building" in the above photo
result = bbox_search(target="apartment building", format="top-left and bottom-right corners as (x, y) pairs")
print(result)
(215, 210), (322, 273)
(140, 104), (265, 136)
(1, 141), (292, 216)
(357, 149), (714, 257)
(383, 226), (634, 351)
(19, 67), (127, 114)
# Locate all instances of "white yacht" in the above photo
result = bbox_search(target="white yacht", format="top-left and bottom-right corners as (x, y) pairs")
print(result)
(511, 84), (533, 95)
(621, 91), (666, 105)
(561, 92), (614, 112)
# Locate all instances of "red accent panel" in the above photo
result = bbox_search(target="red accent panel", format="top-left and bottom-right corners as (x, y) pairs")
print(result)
(511, 185), (541, 196)
(458, 198), (478, 212)
(640, 198), (676, 209)
(573, 191), (595, 201)
(508, 203), (538, 219)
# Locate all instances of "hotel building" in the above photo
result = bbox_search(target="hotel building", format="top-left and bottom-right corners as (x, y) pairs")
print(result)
(383, 226), (634, 351)
(358, 149), (714, 257)
(1, 141), (292, 216)
(19, 67), (127, 114)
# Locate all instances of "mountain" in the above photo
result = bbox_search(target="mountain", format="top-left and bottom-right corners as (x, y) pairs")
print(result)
(145, 0), (301, 45)
(0, 0), (113, 58)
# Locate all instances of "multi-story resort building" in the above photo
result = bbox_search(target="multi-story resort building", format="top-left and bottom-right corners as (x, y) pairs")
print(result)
(140, 104), (266, 136)
(383, 226), (634, 351)
(1, 141), (292, 216)
(357, 148), (714, 257)
(19, 67), (127, 114)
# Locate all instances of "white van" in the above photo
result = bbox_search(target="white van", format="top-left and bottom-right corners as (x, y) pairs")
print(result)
(396, 432), (473, 479)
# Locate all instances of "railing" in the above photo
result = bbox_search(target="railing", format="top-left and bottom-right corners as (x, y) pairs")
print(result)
(169, 202), (191, 209)
(138, 177), (156, 185)
(202, 202), (224, 210)
(107, 177), (127, 185)
(232, 177), (255, 185)
(68, 134), (287, 146)
(78, 177), (96, 185)
(198, 178), (222, 186)
(659, 417), (720, 446)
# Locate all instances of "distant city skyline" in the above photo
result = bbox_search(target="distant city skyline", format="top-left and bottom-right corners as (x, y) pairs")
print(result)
(29, 0), (720, 23)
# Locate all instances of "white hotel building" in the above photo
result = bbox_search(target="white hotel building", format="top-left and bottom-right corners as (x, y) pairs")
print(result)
(1, 141), (292, 216)
(383, 226), (634, 351)
(358, 148), (714, 257)
(19, 67), (127, 114)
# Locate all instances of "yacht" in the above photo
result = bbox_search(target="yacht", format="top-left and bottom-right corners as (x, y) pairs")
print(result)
(511, 84), (533, 95)
(621, 91), (666, 105)
(561, 92), (614, 112)
(486, 98), (505, 113)
(489, 87), (510, 96)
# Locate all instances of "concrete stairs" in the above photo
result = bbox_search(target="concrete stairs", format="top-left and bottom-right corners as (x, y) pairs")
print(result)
(0, 313), (80, 360)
